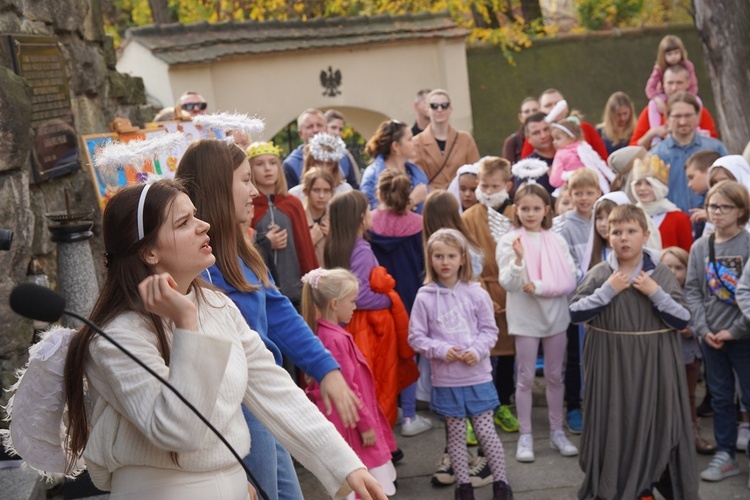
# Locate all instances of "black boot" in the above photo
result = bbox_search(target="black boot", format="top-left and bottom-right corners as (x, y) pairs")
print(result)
(492, 480), (514, 499)
(455, 482), (474, 500)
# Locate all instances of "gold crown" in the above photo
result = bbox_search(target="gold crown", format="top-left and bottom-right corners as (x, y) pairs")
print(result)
(246, 141), (282, 159)
(632, 155), (670, 186)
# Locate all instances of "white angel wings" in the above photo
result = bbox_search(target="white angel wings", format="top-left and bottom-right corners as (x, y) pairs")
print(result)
(487, 207), (515, 244)
(1, 327), (84, 479)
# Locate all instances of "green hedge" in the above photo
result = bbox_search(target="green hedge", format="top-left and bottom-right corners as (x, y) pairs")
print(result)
(468, 24), (715, 156)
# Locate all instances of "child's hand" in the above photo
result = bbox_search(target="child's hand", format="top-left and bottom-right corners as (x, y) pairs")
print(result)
(607, 271), (630, 293)
(360, 429), (376, 447)
(655, 96), (666, 115)
(689, 208), (707, 223)
(632, 271), (659, 296)
(459, 350), (478, 366)
(522, 282), (536, 294)
(704, 331), (723, 349)
(713, 329), (735, 346)
(266, 225), (288, 249)
(679, 326), (693, 339)
(512, 235), (524, 264)
(446, 347), (461, 363)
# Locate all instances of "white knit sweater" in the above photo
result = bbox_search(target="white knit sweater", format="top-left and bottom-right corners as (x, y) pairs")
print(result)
(83, 288), (364, 497)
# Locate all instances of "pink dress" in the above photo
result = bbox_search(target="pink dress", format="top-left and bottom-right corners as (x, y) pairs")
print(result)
(306, 318), (397, 496)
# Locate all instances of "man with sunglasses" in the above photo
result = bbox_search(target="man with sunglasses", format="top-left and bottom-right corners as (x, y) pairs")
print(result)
(179, 91), (208, 117)
(411, 89), (480, 190)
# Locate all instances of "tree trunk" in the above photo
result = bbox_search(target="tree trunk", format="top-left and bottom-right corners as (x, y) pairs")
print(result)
(520, 0), (544, 24)
(693, 0), (750, 153)
(148, 0), (178, 24)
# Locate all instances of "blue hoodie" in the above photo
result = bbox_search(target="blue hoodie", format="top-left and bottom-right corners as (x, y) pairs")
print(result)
(360, 155), (429, 214)
(204, 259), (339, 382)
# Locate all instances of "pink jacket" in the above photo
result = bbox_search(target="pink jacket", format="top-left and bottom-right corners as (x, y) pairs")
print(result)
(306, 319), (397, 468)
(549, 141), (584, 188)
(645, 60), (698, 99)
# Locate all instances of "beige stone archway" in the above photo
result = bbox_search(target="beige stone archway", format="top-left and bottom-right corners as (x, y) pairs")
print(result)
(116, 12), (473, 141)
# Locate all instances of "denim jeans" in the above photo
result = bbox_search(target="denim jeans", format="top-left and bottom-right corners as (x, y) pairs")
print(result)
(702, 338), (750, 456)
(242, 405), (304, 500)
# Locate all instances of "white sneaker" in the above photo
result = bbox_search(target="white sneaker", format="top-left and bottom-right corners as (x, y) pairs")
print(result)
(516, 433), (535, 462)
(737, 423), (750, 451)
(401, 414), (432, 436)
(550, 430), (579, 457)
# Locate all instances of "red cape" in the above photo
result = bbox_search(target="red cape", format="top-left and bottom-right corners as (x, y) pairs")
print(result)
(252, 194), (319, 274)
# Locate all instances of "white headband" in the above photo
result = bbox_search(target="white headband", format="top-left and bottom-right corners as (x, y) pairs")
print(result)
(550, 122), (575, 138)
(137, 183), (150, 241)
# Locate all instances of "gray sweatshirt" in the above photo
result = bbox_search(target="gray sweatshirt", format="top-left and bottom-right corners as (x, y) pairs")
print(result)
(555, 210), (592, 280)
(685, 230), (750, 339)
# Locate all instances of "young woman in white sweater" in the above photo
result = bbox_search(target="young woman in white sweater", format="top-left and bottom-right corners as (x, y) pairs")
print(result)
(63, 180), (385, 500)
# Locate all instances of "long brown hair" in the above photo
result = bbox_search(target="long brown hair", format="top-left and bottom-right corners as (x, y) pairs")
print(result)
(513, 183), (554, 229)
(176, 139), (270, 291)
(324, 190), (369, 269)
(422, 190), (480, 250)
(64, 180), (193, 470)
(589, 199), (617, 269)
(656, 35), (687, 70)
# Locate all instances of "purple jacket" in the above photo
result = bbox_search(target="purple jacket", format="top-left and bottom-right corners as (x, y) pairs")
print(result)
(350, 238), (391, 310)
(408, 281), (498, 388)
(306, 319), (396, 468)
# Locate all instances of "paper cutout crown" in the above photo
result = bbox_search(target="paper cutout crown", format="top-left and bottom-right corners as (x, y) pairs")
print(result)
(632, 155), (670, 186)
(247, 141), (283, 159)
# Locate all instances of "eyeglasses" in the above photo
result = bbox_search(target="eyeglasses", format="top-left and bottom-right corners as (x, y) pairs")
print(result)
(181, 102), (208, 111)
(669, 113), (696, 121)
(429, 102), (450, 110)
(706, 203), (737, 214)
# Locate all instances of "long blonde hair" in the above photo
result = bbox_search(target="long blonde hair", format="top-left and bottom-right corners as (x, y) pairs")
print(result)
(301, 268), (359, 334)
(599, 91), (636, 144)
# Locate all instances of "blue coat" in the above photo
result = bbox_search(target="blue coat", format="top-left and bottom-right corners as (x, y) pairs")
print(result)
(360, 155), (429, 214)
(369, 230), (424, 314)
(204, 259), (339, 382)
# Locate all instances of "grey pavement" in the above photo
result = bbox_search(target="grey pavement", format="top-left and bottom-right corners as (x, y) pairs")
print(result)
(2, 379), (748, 499)
(297, 380), (750, 499)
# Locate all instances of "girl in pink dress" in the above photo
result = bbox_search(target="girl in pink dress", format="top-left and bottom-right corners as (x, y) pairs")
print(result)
(302, 268), (398, 498)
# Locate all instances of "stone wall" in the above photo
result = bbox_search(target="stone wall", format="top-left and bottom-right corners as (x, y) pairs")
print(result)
(468, 24), (714, 155)
(0, 0), (151, 414)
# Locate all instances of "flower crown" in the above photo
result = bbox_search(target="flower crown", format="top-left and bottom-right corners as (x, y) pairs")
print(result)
(511, 158), (549, 184)
(308, 133), (346, 163)
(301, 268), (328, 289)
(247, 141), (283, 160)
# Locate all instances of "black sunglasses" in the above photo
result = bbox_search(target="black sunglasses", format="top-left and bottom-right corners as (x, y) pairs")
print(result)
(429, 102), (450, 110)
(182, 102), (208, 111)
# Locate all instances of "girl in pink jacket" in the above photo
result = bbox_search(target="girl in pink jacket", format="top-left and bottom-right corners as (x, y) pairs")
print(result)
(409, 229), (512, 500)
(302, 268), (397, 499)
(550, 119), (614, 194)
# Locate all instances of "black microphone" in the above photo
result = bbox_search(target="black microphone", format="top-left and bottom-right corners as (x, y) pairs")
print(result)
(9, 283), (268, 500)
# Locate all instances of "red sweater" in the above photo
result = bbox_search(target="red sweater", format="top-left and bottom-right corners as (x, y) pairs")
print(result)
(658, 211), (694, 253)
(629, 106), (718, 146)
